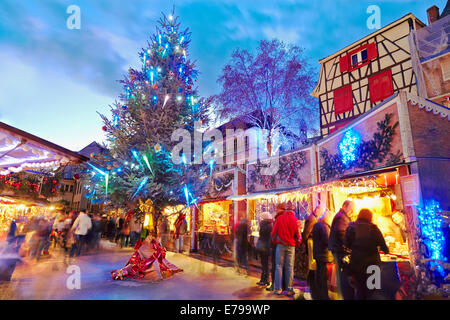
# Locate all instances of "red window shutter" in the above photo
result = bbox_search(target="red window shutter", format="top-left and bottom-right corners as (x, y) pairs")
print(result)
(367, 42), (378, 60)
(339, 55), (349, 73)
(334, 85), (353, 115)
(369, 69), (394, 103)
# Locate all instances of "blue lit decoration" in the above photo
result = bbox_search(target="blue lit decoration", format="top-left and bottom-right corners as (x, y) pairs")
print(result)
(132, 176), (149, 199)
(416, 200), (446, 276)
(183, 185), (189, 205)
(113, 114), (119, 127)
(338, 129), (361, 166)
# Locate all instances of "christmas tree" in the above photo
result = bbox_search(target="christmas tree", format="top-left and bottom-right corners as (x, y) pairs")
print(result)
(83, 10), (211, 230)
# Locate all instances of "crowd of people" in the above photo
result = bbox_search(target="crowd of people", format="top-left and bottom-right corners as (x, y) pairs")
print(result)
(235, 199), (389, 300)
(4, 200), (389, 300)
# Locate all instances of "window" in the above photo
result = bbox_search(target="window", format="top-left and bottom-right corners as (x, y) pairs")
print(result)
(340, 42), (377, 73)
(334, 85), (353, 115)
(351, 49), (368, 67)
(369, 69), (394, 104)
(442, 59), (450, 81)
(70, 185), (73, 193)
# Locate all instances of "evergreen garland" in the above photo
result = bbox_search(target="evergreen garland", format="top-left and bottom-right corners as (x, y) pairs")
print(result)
(320, 113), (403, 181)
(249, 151), (307, 191)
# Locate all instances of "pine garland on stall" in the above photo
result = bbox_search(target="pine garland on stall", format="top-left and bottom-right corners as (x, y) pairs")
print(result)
(320, 113), (403, 181)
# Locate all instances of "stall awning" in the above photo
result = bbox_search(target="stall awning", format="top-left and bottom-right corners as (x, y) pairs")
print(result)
(197, 198), (230, 205)
(226, 186), (308, 201)
(0, 121), (88, 175)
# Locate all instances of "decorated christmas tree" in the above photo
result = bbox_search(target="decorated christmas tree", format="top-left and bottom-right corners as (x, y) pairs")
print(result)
(83, 10), (211, 231)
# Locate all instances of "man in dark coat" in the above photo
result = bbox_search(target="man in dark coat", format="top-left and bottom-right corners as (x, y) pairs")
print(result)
(345, 208), (389, 300)
(302, 206), (323, 298)
(256, 213), (273, 286)
(328, 200), (354, 300)
(236, 218), (249, 274)
(312, 209), (334, 300)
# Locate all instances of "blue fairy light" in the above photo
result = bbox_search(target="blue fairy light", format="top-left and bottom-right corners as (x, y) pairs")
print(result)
(417, 200), (446, 264)
(113, 114), (119, 127)
(339, 130), (361, 166)
(184, 185), (189, 205)
(132, 176), (149, 199)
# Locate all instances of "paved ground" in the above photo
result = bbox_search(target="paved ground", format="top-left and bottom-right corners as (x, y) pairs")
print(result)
(0, 241), (307, 300)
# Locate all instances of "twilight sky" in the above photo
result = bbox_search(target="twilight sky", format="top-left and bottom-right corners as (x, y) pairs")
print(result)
(0, 0), (445, 151)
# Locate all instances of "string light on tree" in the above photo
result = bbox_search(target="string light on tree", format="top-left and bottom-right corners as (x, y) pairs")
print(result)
(339, 130), (361, 166)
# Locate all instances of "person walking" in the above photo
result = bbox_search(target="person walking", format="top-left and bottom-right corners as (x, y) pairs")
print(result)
(159, 217), (170, 249)
(266, 207), (286, 292)
(256, 212), (273, 286)
(345, 208), (389, 300)
(302, 206), (323, 299)
(115, 214), (125, 244)
(328, 199), (355, 300)
(121, 217), (131, 248)
(107, 216), (116, 242)
(174, 213), (188, 253)
(271, 202), (301, 296)
(312, 209), (334, 300)
(35, 218), (52, 261)
(236, 218), (249, 275)
(70, 210), (92, 257)
(91, 213), (103, 251)
(129, 215), (142, 247)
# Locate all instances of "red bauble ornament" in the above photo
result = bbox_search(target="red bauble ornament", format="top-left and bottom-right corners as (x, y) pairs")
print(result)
(102, 126), (108, 131)
(152, 84), (158, 89)
(73, 174), (80, 180)
(187, 85), (192, 90)
(52, 179), (57, 184)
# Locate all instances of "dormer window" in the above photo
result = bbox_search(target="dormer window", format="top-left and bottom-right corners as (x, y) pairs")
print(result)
(340, 42), (377, 73)
(351, 49), (368, 68)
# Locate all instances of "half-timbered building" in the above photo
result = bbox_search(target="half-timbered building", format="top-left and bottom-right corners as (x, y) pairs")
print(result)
(311, 13), (427, 136)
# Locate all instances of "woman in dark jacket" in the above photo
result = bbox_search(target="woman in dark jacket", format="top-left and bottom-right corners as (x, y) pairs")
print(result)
(256, 213), (273, 286)
(345, 208), (389, 300)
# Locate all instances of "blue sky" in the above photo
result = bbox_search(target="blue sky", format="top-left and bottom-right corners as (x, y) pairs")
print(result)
(0, 0), (446, 151)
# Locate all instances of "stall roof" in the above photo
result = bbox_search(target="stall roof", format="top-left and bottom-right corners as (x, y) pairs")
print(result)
(197, 198), (230, 205)
(0, 121), (88, 175)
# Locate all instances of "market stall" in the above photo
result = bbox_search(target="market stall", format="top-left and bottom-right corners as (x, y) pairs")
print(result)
(197, 199), (234, 257)
(0, 196), (54, 242)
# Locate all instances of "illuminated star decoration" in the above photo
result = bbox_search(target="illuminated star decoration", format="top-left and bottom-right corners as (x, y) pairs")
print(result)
(339, 130), (361, 166)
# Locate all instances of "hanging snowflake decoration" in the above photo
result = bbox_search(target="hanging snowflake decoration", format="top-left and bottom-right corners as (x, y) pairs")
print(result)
(339, 130), (361, 166)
